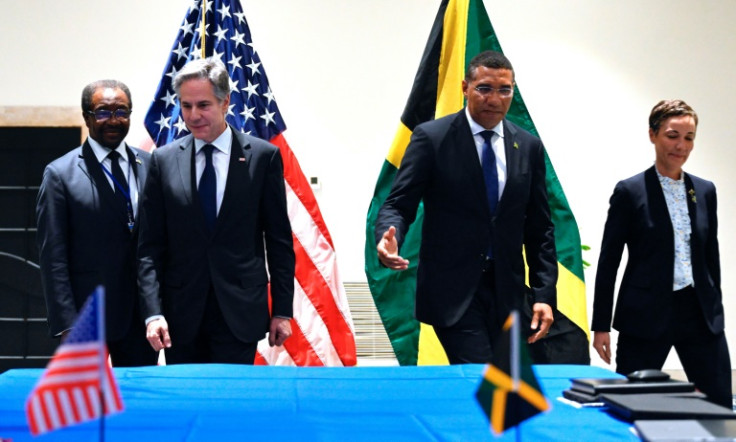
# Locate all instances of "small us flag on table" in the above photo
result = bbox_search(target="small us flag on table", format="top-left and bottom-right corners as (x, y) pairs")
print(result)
(25, 287), (123, 435)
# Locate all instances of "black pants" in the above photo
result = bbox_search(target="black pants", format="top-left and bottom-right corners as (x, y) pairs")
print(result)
(108, 300), (158, 367)
(164, 287), (257, 365)
(616, 286), (732, 408)
(433, 267), (506, 364)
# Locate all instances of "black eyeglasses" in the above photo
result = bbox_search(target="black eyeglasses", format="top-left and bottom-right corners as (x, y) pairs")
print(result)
(86, 109), (132, 121)
(474, 86), (514, 98)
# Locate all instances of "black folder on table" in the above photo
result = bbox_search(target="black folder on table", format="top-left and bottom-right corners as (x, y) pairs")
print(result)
(635, 419), (736, 441)
(570, 377), (695, 396)
(601, 393), (736, 421)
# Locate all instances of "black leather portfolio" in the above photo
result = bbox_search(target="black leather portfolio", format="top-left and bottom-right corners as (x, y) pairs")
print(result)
(570, 377), (695, 395)
(601, 393), (736, 421)
(635, 419), (736, 441)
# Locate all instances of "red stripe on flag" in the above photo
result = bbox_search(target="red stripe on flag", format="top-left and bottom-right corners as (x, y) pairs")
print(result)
(281, 318), (326, 366)
(51, 390), (67, 427)
(271, 134), (334, 247)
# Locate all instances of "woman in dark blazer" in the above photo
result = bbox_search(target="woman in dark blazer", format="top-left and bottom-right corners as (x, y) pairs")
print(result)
(591, 99), (731, 408)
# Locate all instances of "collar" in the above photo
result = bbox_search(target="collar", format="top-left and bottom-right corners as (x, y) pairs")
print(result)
(194, 126), (233, 155)
(465, 107), (504, 139)
(88, 137), (128, 163)
(654, 163), (684, 183)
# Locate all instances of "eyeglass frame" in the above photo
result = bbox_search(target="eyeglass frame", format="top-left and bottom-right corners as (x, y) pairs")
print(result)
(85, 108), (133, 121)
(473, 85), (515, 98)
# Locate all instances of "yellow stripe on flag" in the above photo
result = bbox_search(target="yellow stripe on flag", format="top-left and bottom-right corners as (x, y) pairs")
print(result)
(386, 122), (413, 169)
(417, 323), (449, 365)
(436, 0), (467, 118)
(557, 262), (589, 339)
(490, 389), (508, 434)
(518, 382), (550, 411)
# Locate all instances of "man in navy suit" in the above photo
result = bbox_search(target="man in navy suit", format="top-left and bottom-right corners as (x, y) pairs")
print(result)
(137, 57), (295, 364)
(592, 100), (732, 408)
(375, 51), (557, 363)
(36, 79), (156, 366)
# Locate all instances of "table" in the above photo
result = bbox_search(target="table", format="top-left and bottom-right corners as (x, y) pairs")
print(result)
(0, 364), (637, 441)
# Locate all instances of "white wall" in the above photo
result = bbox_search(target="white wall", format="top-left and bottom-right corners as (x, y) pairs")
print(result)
(4, 0), (736, 369)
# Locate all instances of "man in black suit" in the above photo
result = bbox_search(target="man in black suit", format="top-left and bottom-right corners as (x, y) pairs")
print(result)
(375, 51), (557, 363)
(592, 99), (731, 408)
(36, 79), (156, 366)
(137, 57), (295, 364)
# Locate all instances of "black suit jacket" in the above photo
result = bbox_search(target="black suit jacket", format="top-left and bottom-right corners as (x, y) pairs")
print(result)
(375, 110), (557, 328)
(36, 141), (150, 340)
(137, 128), (295, 345)
(592, 166), (724, 338)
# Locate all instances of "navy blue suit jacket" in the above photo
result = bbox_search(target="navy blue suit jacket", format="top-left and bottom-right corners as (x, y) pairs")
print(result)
(137, 128), (295, 345)
(375, 110), (557, 328)
(592, 166), (724, 338)
(36, 141), (150, 340)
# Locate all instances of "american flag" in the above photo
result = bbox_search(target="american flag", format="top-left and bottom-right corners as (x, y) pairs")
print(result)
(144, 0), (357, 366)
(25, 287), (123, 435)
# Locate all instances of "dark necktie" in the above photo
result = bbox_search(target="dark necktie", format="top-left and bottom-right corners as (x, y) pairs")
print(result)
(480, 130), (499, 216)
(199, 144), (217, 232)
(480, 130), (498, 259)
(107, 150), (129, 214)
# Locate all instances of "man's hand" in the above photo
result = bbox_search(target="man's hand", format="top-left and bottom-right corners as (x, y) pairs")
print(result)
(146, 317), (172, 352)
(377, 226), (409, 270)
(592, 331), (611, 364)
(527, 302), (554, 344)
(268, 317), (292, 347)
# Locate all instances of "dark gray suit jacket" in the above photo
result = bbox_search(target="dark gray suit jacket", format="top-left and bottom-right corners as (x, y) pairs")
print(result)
(592, 166), (724, 338)
(36, 141), (150, 340)
(137, 128), (295, 345)
(375, 109), (557, 328)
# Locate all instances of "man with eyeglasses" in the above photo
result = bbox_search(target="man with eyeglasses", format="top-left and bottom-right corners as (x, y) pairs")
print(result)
(36, 79), (157, 366)
(375, 50), (557, 363)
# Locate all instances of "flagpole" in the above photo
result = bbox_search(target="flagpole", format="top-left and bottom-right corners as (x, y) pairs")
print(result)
(97, 287), (106, 442)
(511, 310), (521, 442)
(200, 0), (206, 57)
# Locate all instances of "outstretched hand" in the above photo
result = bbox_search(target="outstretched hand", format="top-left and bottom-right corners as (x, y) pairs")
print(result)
(377, 226), (409, 270)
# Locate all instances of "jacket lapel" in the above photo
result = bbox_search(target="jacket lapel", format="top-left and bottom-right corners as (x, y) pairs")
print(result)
(175, 136), (212, 237)
(684, 173), (699, 247)
(79, 142), (128, 225)
(497, 120), (519, 214)
(453, 112), (489, 217)
(217, 131), (253, 226)
(644, 166), (674, 240)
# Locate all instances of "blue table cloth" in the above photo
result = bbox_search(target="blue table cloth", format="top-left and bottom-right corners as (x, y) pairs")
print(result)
(0, 364), (637, 441)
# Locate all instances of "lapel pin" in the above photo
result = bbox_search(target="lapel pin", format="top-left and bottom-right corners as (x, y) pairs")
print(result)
(513, 142), (519, 149)
(688, 189), (696, 204)
(239, 157), (246, 162)
(136, 158), (143, 164)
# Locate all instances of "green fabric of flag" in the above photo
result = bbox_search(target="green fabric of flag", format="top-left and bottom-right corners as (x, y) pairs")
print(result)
(364, 0), (588, 366)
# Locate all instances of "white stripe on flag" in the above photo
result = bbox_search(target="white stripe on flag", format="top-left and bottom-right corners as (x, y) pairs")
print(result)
(292, 282), (341, 365)
(73, 387), (89, 421)
(39, 371), (99, 387)
(256, 340), (297, 366)
(86, 385), (100, 417)
(30, 395), (46, 434)
(57, 389), (75, 426)
(285, 182), (355, 332)
(42, 390), (61, 431)
(102, 368), (122, 413)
